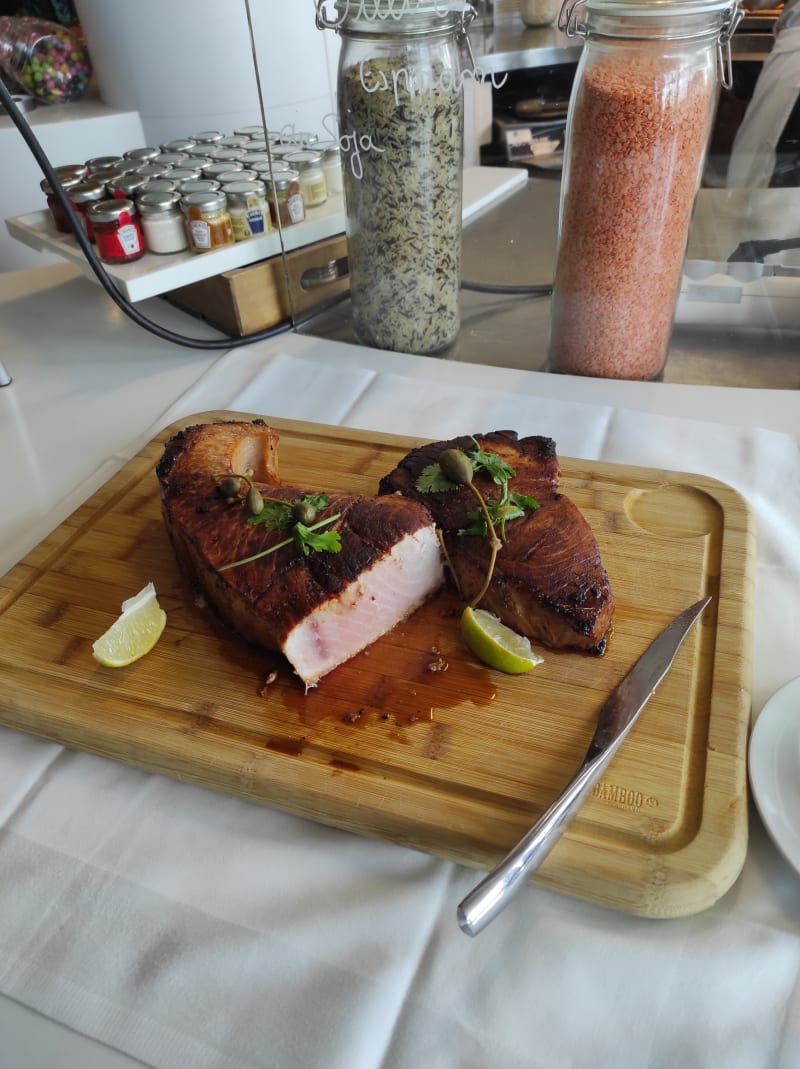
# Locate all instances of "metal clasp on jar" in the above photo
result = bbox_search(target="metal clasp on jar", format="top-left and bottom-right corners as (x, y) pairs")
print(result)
(718, 3), (744, 90)
(558, 0), (586, 38)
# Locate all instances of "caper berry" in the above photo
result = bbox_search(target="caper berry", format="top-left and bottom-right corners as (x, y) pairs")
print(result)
(292, 499), (317, 525)
(439, 448), (474, 486)
(246, 486), (264, 516)
(218, 476), (243, 499)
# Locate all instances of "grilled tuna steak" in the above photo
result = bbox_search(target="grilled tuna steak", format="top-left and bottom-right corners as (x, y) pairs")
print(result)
(378, 431), (614, 654)
(157, 420), (444, 686)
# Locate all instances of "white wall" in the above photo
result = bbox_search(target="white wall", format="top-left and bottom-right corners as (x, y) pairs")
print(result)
(72, 0), (339, 147)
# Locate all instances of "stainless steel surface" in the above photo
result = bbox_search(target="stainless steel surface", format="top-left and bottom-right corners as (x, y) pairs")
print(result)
(456, 596), (713, 937)
(467, 12), (773, 74)
(300, 176), (800, 388)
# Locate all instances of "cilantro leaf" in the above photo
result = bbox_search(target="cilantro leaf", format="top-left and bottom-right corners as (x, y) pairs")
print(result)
(415, 463), (458, 493)
(293, 522), (342, 557)
(467, 439), (516, 486)
(247, 499), (293, 530)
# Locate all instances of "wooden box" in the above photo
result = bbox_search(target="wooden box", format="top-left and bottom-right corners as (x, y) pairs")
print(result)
(165, 234), (349, 336)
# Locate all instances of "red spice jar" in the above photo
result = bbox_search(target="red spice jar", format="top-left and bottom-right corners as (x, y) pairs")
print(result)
(86, 198), (145, 263)
(548, 0), (742, 380)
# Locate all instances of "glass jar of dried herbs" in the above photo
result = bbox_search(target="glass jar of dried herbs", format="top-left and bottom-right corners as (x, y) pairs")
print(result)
(315, 0), (474, 355)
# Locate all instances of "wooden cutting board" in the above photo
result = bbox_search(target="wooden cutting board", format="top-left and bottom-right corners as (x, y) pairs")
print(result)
(0, 413), (756, 917)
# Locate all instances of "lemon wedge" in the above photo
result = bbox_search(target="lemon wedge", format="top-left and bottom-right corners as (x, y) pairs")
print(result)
(92, 582), (167, 667)
(460, 606), (544, 675)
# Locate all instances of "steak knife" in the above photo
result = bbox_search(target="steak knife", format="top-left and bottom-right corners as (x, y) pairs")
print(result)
(457, 595), (712, 937)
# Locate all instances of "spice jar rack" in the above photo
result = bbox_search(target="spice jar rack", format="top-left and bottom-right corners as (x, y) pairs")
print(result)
(5, 193), (346, 302)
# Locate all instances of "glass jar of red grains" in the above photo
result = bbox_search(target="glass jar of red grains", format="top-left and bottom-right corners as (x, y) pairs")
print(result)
(548, 0), (743, 380)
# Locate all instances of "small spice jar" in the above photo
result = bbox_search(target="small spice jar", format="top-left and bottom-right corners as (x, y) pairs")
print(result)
(202, 160), (243, 180)
(315, 140), (343, 195)
(283, 149), (327, 207)
(265, 171), (305, 227)
(180, 190), (234, 252)
(234, 124), (267, 138)
(123, 146), (160, 163)
(69, 179), (108, 241)
(86, 198), (145, 262)
(161, 138), (196, 153)
(153, 152), (189, 167)
(106, 173), (150, 200)
(137, 191), (189, 254)
(191, 130), (224, 144)
(86, 155), (124, 174)
(141, 178), (179, 195)
(225, 179), (273, 240)
(218, 169), (257, 184)
(166, 167), (202, 183)
(40, 173), (83, 232)
(548, 0), (743, 380)
(177, 178), (221, 194)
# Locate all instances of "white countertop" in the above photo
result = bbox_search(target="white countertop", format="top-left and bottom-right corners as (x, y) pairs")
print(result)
(1, 262), (799, 1069)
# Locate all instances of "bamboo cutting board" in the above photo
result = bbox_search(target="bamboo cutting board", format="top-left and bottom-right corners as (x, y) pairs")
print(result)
(0, 414), (756, 917)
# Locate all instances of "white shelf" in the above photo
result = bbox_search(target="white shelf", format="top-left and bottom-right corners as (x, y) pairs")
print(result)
(6, 194), (347, 302)
(4, 166), (528, 303)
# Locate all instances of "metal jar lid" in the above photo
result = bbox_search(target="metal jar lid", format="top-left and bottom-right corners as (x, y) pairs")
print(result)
(55, 163), (88, 180)
(86, 198), (137, 222)
(167, 167), (202, 181)
(218, 169), (257, 184)
(69, 180), (108, 203)
(275, 131), (318, 146)
(40, 173), (84, 194)
(180, 191), (228, 213)
(154, 152), (189, 166)
(265, 171), (299, 192)
(234, 124), (267, 138)
(214, 148), (245, 162)
(123, 146), (160, 161)
(191, 130), (224, 143)
(177, 179), (221, 193)
(106, 173), (150, 195)
(135, 164), (171, 178)
(283, 149), (323, 170)
(239, 151), (272, 166)
(220, 135), (249, 148)
(161, 138), (196, 153)
(137, 191), (182, 215)
(314, 139), (341, 160)
(203, 161), (243, 178)
(223, 180), (268, 202)
(141, 178), (179, 194)
(86, 155), (124, 173)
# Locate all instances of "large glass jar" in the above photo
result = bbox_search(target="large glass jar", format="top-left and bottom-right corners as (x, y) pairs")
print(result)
(548, 0), (742, 380)
(316, 0), (471, 355)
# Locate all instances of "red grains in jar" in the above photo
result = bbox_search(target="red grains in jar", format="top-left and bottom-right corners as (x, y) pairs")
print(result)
(548, 51), (715, 380)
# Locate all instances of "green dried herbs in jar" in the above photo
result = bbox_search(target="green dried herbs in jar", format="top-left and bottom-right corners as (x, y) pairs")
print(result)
(316, 0), (473, 355)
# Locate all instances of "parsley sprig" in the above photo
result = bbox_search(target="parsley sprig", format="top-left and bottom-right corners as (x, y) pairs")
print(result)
(414, 439), (539, 607)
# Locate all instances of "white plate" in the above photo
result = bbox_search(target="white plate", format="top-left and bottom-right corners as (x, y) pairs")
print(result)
(748, 675), (800, 876)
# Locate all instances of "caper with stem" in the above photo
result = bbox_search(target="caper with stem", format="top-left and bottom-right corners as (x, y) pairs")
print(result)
(292, 499), (317, 525)
(217, 475), (243, 500)
(439, 447), (474, 486)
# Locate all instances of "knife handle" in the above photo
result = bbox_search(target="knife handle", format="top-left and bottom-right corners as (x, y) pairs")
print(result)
(457, 748), (610, 937)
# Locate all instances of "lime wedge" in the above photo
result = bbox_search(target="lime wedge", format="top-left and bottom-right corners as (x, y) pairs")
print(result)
(92, 581), (167, 667)
(460, 606), (544, 674)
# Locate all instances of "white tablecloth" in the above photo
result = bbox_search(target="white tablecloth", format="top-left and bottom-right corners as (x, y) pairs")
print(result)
(1, 335), (799, 1069)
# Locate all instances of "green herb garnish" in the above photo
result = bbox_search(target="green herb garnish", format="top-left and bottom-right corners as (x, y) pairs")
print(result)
(415, 440), (539, 608)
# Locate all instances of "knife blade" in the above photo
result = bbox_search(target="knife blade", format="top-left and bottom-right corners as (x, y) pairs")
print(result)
(457, 595), (712, 937)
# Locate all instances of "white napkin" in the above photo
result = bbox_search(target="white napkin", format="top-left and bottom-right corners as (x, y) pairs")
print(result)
(1, 351), (799, 1069)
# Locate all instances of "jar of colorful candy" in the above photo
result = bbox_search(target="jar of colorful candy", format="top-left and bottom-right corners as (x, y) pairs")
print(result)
(0, 16), (91, 104)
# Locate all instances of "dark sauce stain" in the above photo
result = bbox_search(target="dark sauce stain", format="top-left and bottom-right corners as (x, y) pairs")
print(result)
(266, 736), (306, 757)
(280, 589), (497, 735)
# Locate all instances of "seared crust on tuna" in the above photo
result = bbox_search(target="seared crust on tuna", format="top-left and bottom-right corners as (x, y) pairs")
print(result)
(158, 420), (444, 686)
(378, 431), (615, 654)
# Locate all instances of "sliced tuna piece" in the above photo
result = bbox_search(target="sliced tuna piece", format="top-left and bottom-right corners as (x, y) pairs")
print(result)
(157, 420), (444, 686)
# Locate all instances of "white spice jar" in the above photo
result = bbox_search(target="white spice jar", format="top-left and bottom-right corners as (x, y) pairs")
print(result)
(282, 149), (328, 207)
(137, 191), (189, 254)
